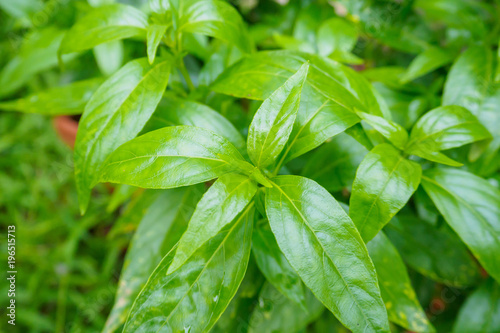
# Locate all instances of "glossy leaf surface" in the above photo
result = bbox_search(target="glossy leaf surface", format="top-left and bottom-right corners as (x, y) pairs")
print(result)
(356, 111), (408, 149)
(265, 175), (390, 333)
(422, 168), (500, 283)
(247, 63), (308, 168)
(123, 205), (254, 333)
(75, 58), (171, 213)
(350, 143), (422, 242)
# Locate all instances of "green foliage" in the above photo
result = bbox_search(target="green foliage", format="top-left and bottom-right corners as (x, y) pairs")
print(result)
(1, 0), (500, 332)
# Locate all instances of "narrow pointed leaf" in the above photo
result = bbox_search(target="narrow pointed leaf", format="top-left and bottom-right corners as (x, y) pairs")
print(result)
(252, 223), (306, 308)
(99, 126), (254, 189)
(75, 57), (171, 214)
(147, 24), (167, 64)
(356, 111), (408, 149)
(400, 47), (454, 83)
(123, 205), (254, 333)
(247, 63), (309, 168)
(94, 41), (124, 76)
(168, 173), (257, 274)
(104, 186), (202, 333)
(367, 232), (435, 333)
(421, 168), (500, 283)
(59, 4), (147, 56)
(350, 143), (422, 242)
(265, 175), (390, 333)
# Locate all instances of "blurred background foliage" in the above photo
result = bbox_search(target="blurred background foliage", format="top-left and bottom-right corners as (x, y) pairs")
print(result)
(0, 0), (499, 332)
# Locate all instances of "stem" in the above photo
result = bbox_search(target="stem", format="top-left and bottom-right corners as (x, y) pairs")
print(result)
(178, 57), (195, 92)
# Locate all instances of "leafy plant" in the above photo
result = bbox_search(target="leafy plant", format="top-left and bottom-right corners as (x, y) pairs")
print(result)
(1, 0), (500, 332)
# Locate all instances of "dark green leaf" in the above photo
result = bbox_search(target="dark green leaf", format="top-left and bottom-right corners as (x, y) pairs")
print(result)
(168, 173), (257, 273)
(367, 232), (435, 333)
(247, 63), (308, 168)
(75, 57), (171, 214)
(123, 204), (254, 333)
(422, 168), (500, 283)
(265, 175), (390, 333)
(350, 143), (422, 242)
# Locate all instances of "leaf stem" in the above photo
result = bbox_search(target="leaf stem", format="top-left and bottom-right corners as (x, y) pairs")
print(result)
(178, 57), (195, 92)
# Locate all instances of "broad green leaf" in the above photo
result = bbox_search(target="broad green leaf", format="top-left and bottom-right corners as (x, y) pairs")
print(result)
(442, 45), (493, 114)
(301, 133), (367, 192)
(356, 111), (408, 149)
(59, 4), (148, 56)
(422, 168), (500, 283)
(99, 126), (257, 189)
(367, 232), (435, 333)
(94, 41), (124, 76)
(0, 28), (73, 98)
(400, 47), (454, 83)
(178, 0), (251, 53)
(406, 105), (491, 159)
(252, 223), (306, 308)
(349, 143), (422, 242)
(74, 57), (171, 214)
(265, 175), (390, 333)
(247, 63), (309, 168)
(452, 279), (500, 333)
(123, 205), (254, 333)
(0, 78), (102, 115)
(168, 173), (257, 273)
(146, 24), (167, 64)
(248, 282), (324, 333)
(317, 18), (358, 58)
(143, 96), (245, 151)
(385, 216), (481, 287)
(103, 186), (202, 333)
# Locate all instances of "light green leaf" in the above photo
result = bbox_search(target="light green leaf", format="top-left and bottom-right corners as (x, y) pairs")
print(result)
(400, 47), (454, 83)
(452, 279), (500, 333)
(350, 143), (422, 242)
(0, 78), (102, 115)
(168, 173), (257, 274)
(59, 4), (148, 56)
(178, 0), (251, 53)
(385, 216), (481, 287)
(74, 57), (171, 214)
(99, 126), (256, 189)
(301, 133), (367, 192)
(356, 111), (408, 149)
(142, 95), (245, 151)
(103, 186), (202, 333)
(252, 223), (306, 308)
(265, 175), (390, 333)
(147, 24), (167, 64)
(123, 205), (254, 333)
(247, 63), (309, 168)
(248, 282), (324, 333)
(317, 17), (358, 57)
(422, 168), (500, 283)
(367, 232), (435, 333)
(94, 40), (124, 76)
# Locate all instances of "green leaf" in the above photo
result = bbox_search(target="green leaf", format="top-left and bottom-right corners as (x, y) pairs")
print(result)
(385, 216), (481, 287)
(247, 63), (309, 168)
(400, 47), (454, 83)
(252, 222), (307, 308)
(59, 4), (148, 56)
(142, 96), (245, 151)
(265, 175), (390, 333)
(356, 111), (409, 149)
(301, 133), (367, 192)
(367, 232), (435, 333)
(452, 279), (500, 333)
(123, 204), (254, 333)
(421, 168), (500, 283)
(103, 186), (202, 333)
(248, 282), (324, 333)
(349, 143), (422, 242)
(94, 41), (124, 76)
(74, 57), (171, 214)
(168, 173), (257, 274)
(0, 78), (103, 115)
(317, 17), (358, 58)
(442, 45), (493, 114)
(178, 0), (252, 53)
(146, 24), (167, 64)
(99, 125), (255, 189)
(406, 105), (491, 161)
